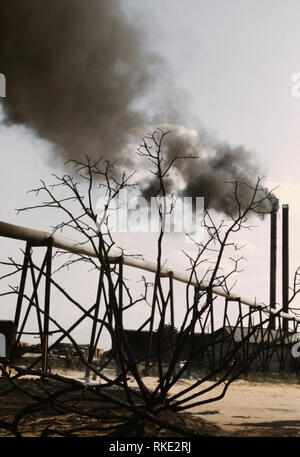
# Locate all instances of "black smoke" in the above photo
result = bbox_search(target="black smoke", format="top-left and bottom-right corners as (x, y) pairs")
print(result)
(0, 1), (278, 215)
(0, 0), (159, 164)
(141, 127), (278, 215)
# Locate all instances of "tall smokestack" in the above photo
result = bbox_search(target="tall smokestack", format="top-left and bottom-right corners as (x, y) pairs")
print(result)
(282, 204), (289, 333)
(269, 210), (277, 330)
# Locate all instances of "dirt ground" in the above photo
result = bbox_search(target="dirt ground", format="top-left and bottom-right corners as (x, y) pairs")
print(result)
(153, 377), (300, 437)
(0, 371), (299, 437)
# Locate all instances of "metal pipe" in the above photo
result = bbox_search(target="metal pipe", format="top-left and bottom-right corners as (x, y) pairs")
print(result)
(0, 219), (299, 324)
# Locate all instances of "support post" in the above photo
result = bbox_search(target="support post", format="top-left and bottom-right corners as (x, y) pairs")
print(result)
(115, 257), (124, 377)
(86, 269), (104, 380)
(4, 242), (31, 367)
(42, 240), (53, 374)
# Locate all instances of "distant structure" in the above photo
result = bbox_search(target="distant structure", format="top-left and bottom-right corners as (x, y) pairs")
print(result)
(112, 327), (299, 374)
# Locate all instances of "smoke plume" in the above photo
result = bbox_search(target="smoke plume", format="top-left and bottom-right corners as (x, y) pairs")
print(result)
(0, 0), (159, 164)
(0, 1), (277, 215)
(141, 126), (278, 215)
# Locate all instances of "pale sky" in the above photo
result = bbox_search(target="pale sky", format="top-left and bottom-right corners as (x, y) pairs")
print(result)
(1, 0), (300, 348)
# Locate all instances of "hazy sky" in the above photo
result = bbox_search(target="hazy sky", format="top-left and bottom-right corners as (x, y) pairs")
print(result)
(123, 0), (300, 179)
(1, 0), (300, 346)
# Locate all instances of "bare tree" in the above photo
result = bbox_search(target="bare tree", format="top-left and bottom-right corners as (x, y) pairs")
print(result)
(0, 129), (299, 437)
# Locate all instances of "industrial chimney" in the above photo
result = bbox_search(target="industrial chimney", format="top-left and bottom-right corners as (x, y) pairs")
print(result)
(269, 210), (277, 330)
(282, 204), (289, 333)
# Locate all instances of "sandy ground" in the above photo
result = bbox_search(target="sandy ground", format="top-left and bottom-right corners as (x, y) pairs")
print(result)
(0, 368), (299, 437)
(140, 376), (300, 436)
(47, 370), (300, 436)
